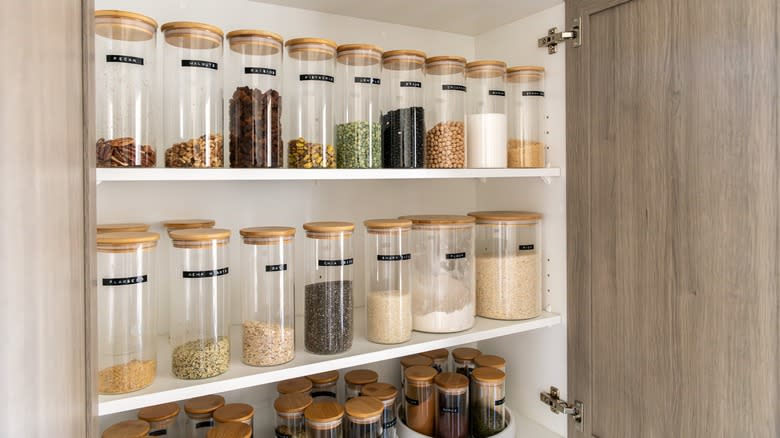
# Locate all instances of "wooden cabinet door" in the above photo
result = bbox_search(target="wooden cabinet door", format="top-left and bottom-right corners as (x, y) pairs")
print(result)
(566, 0), (779, 436)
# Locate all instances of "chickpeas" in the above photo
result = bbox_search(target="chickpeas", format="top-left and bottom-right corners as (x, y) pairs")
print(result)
(425, 121), (465, 168)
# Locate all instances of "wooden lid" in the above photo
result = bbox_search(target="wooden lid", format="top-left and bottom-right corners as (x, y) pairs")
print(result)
(274, 393), (314, 414)
(363, 218), (412, 230)
(337, 44), (383, 66)
(169, 227), (230, 242)
(226, 29), (283, 43)
(345, 396), (384, 419)
(400, 354), (433, 368)
(474, 354), (506, 369)
(435, 372), (469, 389)
(94, 10), (157, 42)
(426, 55), (467, 65)
(95, 10), (158, 28)
(162, 219), (216, 230)
(97, 231), (159, 246)
(303, 221), (355, 233)
(138, 402), (180, 422)
(286, 37), (337, 61)
(400, 215), (476, 225)
(466, 60), (506, 79)
(306, 370), (339, 384)
(227, 29), (283, 56)
(304, 400), (345, 423)
(426, 56), (467, 75)
(206, 422), (252, 438)
(467, 210), (542, 222)
(360, 382), (398, 401)
(161, 21), (224, 37)
(405, 365), (437, 383)
(507, 65), (545, 73)
(277, 377), (313, 395)
(240, 226), (296, 238)
(383, 49), (426, 59)
(102, 420), (150, 438)
(161, 21), (223, 50)
(184, 394), (225, 415)
(466, 60), (507, 70)
(452, 347), (481, 361)
(214, 403), (254, 423)
(471, 367), (506, 384)
(344, 369), (379, 385)
(97, 223), (150, 233)
(421, 348), (449, 360)
(382, 49), (426, 71)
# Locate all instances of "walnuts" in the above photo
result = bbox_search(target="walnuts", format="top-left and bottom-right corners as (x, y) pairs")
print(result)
(165, 134), (224, 168)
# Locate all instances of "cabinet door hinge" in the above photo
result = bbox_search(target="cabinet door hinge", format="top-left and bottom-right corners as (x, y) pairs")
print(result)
(540, 386), (584, 432)
(538, 17), (581, 54)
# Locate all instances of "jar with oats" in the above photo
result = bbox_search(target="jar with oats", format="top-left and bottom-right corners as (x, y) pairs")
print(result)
(424, 56), (467, 168)
(507, 66), (546, 168)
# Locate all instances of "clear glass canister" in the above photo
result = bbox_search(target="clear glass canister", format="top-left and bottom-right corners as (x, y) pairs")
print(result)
(240, 227), (296, 366)
(474, 355), (507, 374)
(466, 60), (507, 168)
(345, 396), (384, 438)
(507, 66), (546, 168)
(404, 366), (437, 436)
(102, 420), (150, 438)
(381, 50), (426, 168)
(303, 221), (355, 354)
(344, 369), (379, 401)
(452, 347), (481, 377)
(278, 377), (314, 397)
(364, 219), (413, 345)
(401, 215), (476, 333)
(162, 22), (224, 168)
(421, 348), (449, 374)
(97, 232), (159, 394)
(307, 371), (339, 401)
(400, 355), (433, 393)
(305, 400), (344, 438)
(226, 30), (284, 168)
(169, 228), (231, 379)
(207, 423), (252, 438)
(275, 393), (313, 438)
(424, 56), (466, 168)
(185, 394), (226, 438)
(138, 402), (181, 437)
(214, 403), (255, 435)
(434, 372), (469, 438)
(95, 10), (158, 168)
(470, 368), (507, 438)
(285, 38), (337, 169)
(469, 210), (543, 320)
(360, 383), (399, 438)
(97, 222), (150, 234)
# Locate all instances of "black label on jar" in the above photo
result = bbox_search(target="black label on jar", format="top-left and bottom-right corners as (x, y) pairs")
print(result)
(519, 244), (535, 251)
(383, 418), (397, 429)
(102, 275), (147, 286)
(443, 84), (466, 92)
(446, 252), (467, 260)
(245, 67), (276, 75)
(265, 263), (288, 272)
(441, 406), (460, 414)
(195, 420), (214, 429)
(488, 89), (506, 96)
(377, 253), (411, 261)
(405, 396), (420, 406)
(400, 81), (422, 88)
(181, 59), (218, 70)
(149, 430), (167, 436)
(311, 390), (337, 398)
(522, 90), (545, 97)
(106, 54), (144, 65)
(318, 258), (354, 266)
(495, 397), (506, 406)
(354, 76), (381, 85)
(299, 74), (334, 82)
(182, 267), (229, 278)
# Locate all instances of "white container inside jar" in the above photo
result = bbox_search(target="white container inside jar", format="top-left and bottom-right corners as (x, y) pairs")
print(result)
(507, 66), (546, 168)
(184, 394), (225, 438)
(275, 393), (313, 438)
(466, 60), (507, 168)
(424, 56), (467, 168)
(304, 400), (345, 438)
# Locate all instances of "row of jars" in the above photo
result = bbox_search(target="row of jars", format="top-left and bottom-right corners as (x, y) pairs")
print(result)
(95, 10), (547, 170)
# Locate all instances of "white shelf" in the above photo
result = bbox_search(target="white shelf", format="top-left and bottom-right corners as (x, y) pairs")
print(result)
(98, 310), (561, 415)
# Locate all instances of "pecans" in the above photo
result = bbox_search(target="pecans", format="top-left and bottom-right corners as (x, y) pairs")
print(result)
(172, 337), (230, 380)
(229, 86), (283, 168)
(336, 121), (382, 168)
(96, 137), (156, 167)
(98, 359), (156, 394)
(507, 139), (545, 168)
(287, 137), (336, 168)
(425, 121), (465, 168)
(165, 134), (224, 168)
(242, 320), (294, 367)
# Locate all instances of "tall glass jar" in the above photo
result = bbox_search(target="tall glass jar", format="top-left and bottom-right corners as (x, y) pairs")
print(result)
(275, 393), (313, 438)
(435, 372), (469, 438)
(95, 10), (158, 168)
(97, 231), (159, 394)
(466, 60), (507, 168)
(102, 420), (150, 438)
(226, 30), (284, 168)
(336, 44), (383, 168)
(400, 355), (433, 393)
(278, 377), (314, 397)
(452, 347), (481, 377)
(474, 355), (506, 373)
(404, 366), (437, 436)
(507, 66), (546, 168)
(344, 369), (379, 401)
(400, 215), (476, 333)
(207, 423), (252, 438)
(169, 228), (231, 379)
(361, 383), (399, 438)
(381, 50), (426, 168)
(364, 219), (413, 345)
(468, 210), (543, 320)
(161, 22), (224, 168)
(470, 368), (507, 438)
(303, 221), (354, 354)
(421, 348), (449, 373)
(240, 226), (296, 366)
(424, 56), (466, 168)
(345, 396), (384, 438)
(307, 371), (339, 401)
(305, 400), (344, 438)
(214, 403), (254, 435)
(285, 38), (337, 169)
(138, 402), (181, 437)
(97, 223), (150, 234)
(184, 394), (225, 438)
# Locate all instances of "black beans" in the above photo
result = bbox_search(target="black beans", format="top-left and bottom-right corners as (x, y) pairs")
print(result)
(304, 281), (353, 354)
(381, 107), (425, 168)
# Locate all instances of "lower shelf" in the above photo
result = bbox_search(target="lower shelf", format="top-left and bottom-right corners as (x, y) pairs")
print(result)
(98, 310), (561, 415)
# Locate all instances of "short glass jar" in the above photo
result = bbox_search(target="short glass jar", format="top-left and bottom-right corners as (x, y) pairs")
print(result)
(435, 372), (469, 438)
(474, 355), (506, 373)
(381, 50), (426, 168)
(344, 369), (379, 401)
(360, 383), (399, 438)
(400, 355), (433, 393)
(102, 420), (150, 438)
(424, 56), (467, 168)
(307, 370), (339, 401)
(275, 393), (314, 438)
(138, 402), (181, 437)
(470, 367), (507, 438)
(214, 403), (255, 435)
(345, 396), (384, 438)
(421, 348), (449, 374)
(452, 347), (481, 378)
(278, 377), (314, 397)
(404, 366), (437, 436)
(184, 394), (225, 438)
(466, 60), (507, 168)
(305, 400), (345, 438)
(206, 423), (252, 438)
(507, 66), (546, 168)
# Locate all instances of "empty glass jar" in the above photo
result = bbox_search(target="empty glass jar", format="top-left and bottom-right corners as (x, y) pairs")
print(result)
(305, 400), (345, 438)
(466, 60), (507, 168)
(404, 366), (437, 436)
(421, 348), (450, 373)
(360, 383), (399, 438)
(345, 396), (384, 438)
(470, 367), (507, 437)
(344, 369), (379, 401)
(307, 370), (339, 401)
(275, 393), (313, 438)
(184, 394), (225, 438)
(435, 372), (469, 438)
(424, 56), (467, 168)
(507, 66), (546, 168)
(381, 50), (426, 168)
(138, 402), (181, 437)
(452, 347), (481, 377)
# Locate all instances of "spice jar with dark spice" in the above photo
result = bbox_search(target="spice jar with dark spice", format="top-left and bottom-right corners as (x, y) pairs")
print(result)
(344, 369), (379, 401)
(381, 50), (426, 168)
(305, 400), (344, 438)
(275, 393), (313, 438)
(424, 56), (467, 168)
(361, 383), (399, 438)
(452, 347), (481, 378)
(307, 371), (339, 401)
(422, 348), (450, 373)
(470, 367), (507, 437)
(404, 366), (437, 436)
(345, 396), (384, 437)
(435, 372), (469, 438)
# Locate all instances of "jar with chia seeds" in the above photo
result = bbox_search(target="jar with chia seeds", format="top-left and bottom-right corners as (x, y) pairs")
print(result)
(364, 219), (413, 345)
(360, 383), (399, 438)
(474, 355), (506, 373)
(303, 221), (355, 354)
(275, 393), (313, 438)
(336, 44), (383, 168)
(421, 348), (450, 373)
(207, 422), (252, 438)
(507, 66), (546, 168)
(345, 396), (384, 437)
(102, 420), (150, 438)
(285, 38), (337, 168)
(468, 210), (543, 320)
(305, 400), (344, 438)
(434, 372), (469, 438)
(344, 369), (379, 401)
(400, 355), (433, 393)
(307, 370), (339, 401)
(404, 366), (437, 436)
(240, 227), (296, 366)
(452, 347), (481, 377)
(97, 222), (150, 234)
(97, 231), (160, 394)
(184, 394), (225, 438)
(466, 60), (507, 168)
(381, 50), (426, 168)
(278, 377), (314, 397)
(169, 228), (231, 380)
(424, 56), (467, 168)
(470, 367), (507, 438)
(214, 403), (255, 435)
(138, 402), (181, 437)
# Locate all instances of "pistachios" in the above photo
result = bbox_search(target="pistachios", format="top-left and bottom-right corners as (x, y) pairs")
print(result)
(287, 138), (336, 168)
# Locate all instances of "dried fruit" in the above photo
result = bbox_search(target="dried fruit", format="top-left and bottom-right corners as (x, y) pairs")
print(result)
(229, 86), (282, 168)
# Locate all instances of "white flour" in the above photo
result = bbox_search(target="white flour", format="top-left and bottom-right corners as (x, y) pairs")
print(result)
(413, 302), (475, 333)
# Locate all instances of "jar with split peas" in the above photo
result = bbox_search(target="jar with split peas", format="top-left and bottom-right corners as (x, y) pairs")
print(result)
(474, 355), (506, 373)
(452, 347), (481, 377)
(102, 420), (150, 438)
(404, 366), (437, 436)
(466, 60), (507, 168)
(435, 372), (469, 438)
(345, 396), (384, 438)
(278, 377), (314, 397)
(307, 370), (339, 401)
(305, 400), (345, 438)
(185, 395), (226, 438)
(470, 367), (507, 438)
(361, 383), (399, 438)
(425, 56), (467, 168)
(507, 66), (546, 168)
(97, 223), (150, 234)
(275, 393), (313, 438)
(381, 50), (426, 168)
(207, 422), (252, 438)
(422, 348), (450, 373)
(344, 369), (379, 401)
(138, 402), (181, 437)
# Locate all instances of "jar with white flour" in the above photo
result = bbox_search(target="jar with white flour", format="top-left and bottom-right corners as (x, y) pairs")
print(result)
(466, 60), (508, 168)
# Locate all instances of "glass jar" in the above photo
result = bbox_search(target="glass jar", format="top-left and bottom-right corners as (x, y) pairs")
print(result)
(226, 30), (284, 168)
(360, 383), (399, 438)
(400, 215), (476, 333)
(97, 223), (150, 234)
(345, 396), (384, 437)
(452, 347), (481, 378)
(240, 227), (296, 366)
(207, 423), (252, 438)
(474, 355), (506, 373)
(303, 221), (355, 354)
(381, 50), (426, 168)
(424, 56), (467, 168)
(94, 10), (158, 168)
(364, 219), (413, 345)
(466, 60), (507, 168)
(278, 377), (314, 397)
(404, 366), (437, 436)
(214, 403), (255, 435)
(169, 228), (231, 379)
(102, 420), (151, 438)
(470, 368), (507, 438)
(434, 372), (469, 438)
(305, 400), (344, 438)
(336, 44), (383, 168)
(184, 394), (225, 438)
(344, 369), (379, 401)
(161, 21), (224, 168)
(138, 402), (181, 437)
(469, 210), (543, 320)
(97, 232), (159, 394)
(507, 66), (546, 168)
(275, 393), (313, 438)
(307, 371), (339, 401)
(285, 38), (337, 169)
(421, 348), (449, 374)
(400, 355), (433, 393)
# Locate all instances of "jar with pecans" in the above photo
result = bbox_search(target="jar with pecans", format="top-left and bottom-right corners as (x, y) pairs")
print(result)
(138, 402), (181, 437)
(184, 394), (225, 438)
(424, 56), (467, 168)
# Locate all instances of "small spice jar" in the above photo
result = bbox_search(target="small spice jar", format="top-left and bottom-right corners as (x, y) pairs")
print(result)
(424, 56), (467, 168)
(469, 210), (543, 320)
(97, 232), (160, 394)
(285, 38), (338, 169)
(303, 222), (355, 354)
(400, 355), (433, 392)
(275, 393), (313, 438)
(278, 377), (314, 397)
(344, 369), (379, 401)
(226, 30), (284, 168)
(381, 50), (427, 168)
(435, 372), (469, 438)
(240, 227), (296, 366)
(169, 228), (231, 380)
(470, 367), (507, 438)
(102, 420), (150, 438)
(207, 423), (252, 438)
(474, 355), (506, 373)
(94, 10), (158, 168)
(184, 395), (225, 438)
(466, 60), (507, 168)
(335, 44), (383, 168)
(363, 219), (413, 345)
(344, 396), (384, 437)
(214, 403), (255, 436)
(452, 347), (481, 377)
(97, 223), (150, 234)
(507, 66), (546, 168)
(421, 348), (450, 373)
(305, 400), (345, 438)
(161, 22), (225, 168)
(361, 383), (399, 437)
(138, 402), (181, 437)
(307, 370), (339, 401)
(404, 366), (437, 436)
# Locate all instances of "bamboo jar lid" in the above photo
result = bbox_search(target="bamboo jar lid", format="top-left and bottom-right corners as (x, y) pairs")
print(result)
(405, 365), (438, 384)
(452, 347), (481, 362)
(170, 228), (230, 248)
(275, 393), (314, 414)
(383, 49), (426, 71)
(474, 354), (506, 370)
(206, 422), (252, 438)
(97, 222), (150, 233)
(364, 218), (412, 230)
(102, 420), (150, 438)
(421, 348), (449, 360)
(304, 400), (345, 423)
(400, 354), (433, 369)
(361, 382), (398, 401)
(471, 367), (506, 384)
(337, 43), (383, 66)
(214, 403), (254, 423)
(227, 29), (283, 56)
(161, 21), (224, 50)
(184, 395), (225, 415)
(138, 402), (180, 422)
(303, 221), (354, 239)
(285, 37), (338, 61)
(344, 369), (379, 385)
(162, 219), (216, 230)
(468, 210), (542, 222)
(435, 372), (469, 389)
(345, 396), (384, 419)
(306, 370), (339, 384)
(400, 215), (476, 228)
(95, 10), (157, 42)
(426, 55), (467, 75)
(240, 226), (296, 242)
(97, 231), (160, 247)
(277, 377), (313, 395)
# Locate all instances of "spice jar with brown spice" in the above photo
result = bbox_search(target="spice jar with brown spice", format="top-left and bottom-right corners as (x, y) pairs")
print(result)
(404, 365), (437, 436)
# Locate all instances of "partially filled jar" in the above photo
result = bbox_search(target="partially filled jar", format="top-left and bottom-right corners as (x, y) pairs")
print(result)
(95, 10), (158, 168)
(381, 50), (426, 168)
(344, 369), (379, 401)
(360, 383), (399, 438)
(275, 393), (313, 438)
(214, 403), (255, 437)
(470, 368), (507, 437)
(169, 228), (231, 379)
(474, 355), (506, 373)
(400, 355), (434, 392)
(345, 396), (384, 438)
(507, 66), (546, 168)
(305, 400), (344, 438)
(138, 402), (181, 437)
(364, 219), (413, 344)
(421, 348), (450, 374)
(466, 60), (507, 168)
(307, 371), (339, 401)
(102, 420), (150, 438)
(278, 377), (314, 397)
(404, 366), (437, 436)
(424, 56), (467, 168)
(184, 394), (226, 438)
(452, 347), (481, 377)
(435, 372), (469, 438)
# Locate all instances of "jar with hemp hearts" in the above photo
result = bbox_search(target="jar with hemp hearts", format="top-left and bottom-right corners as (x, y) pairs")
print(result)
(162, 22), (224, 167)
(507, 66), (546, 168)
(285, 38), (337, 168)
(424, 56), (467, 168)
(169, 228), (231, 379)
(94, 10), (158, 167)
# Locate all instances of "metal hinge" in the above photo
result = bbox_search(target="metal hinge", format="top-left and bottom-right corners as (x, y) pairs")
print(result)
(540, 386), (584, 432)
(538, 17), (581, 54)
